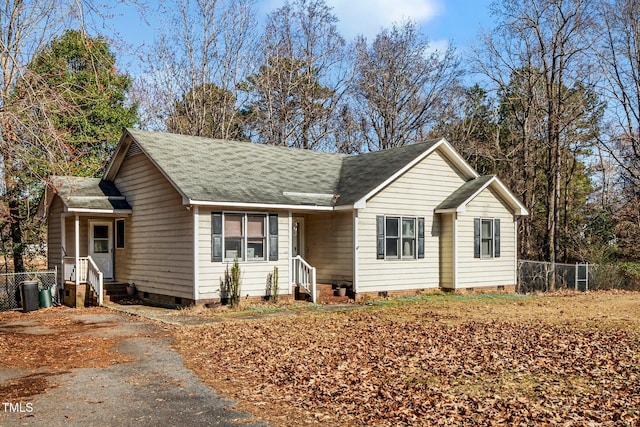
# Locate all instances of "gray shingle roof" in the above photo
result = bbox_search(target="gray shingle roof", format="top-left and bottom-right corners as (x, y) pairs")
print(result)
(50, 176), (131, 211)
(125, 129), (441, 207)
(435, 175), (495, 211)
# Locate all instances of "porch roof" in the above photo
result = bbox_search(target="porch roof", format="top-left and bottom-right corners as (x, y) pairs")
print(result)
(435, 175), (528, 216)
(46, 176), (132, 213)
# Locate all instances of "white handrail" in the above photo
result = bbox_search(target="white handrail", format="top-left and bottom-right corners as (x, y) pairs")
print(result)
(86, 256), (104, 306)
(291, 255), (316, 303)
(63, 256), (103, 306)
(64, 256), (88, 283)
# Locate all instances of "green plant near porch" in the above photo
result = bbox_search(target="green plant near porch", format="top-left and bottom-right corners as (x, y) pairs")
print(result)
(223, 258), (241, 308)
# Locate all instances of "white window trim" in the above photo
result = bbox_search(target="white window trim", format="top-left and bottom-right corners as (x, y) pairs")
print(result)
(115, 218), (125, 249)
(221, 211), (270, 263)
(383, 215), (417, 260)
(480, 217), (495, 259)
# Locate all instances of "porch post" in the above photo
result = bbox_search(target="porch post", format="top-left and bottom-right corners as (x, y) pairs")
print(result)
(60, 216), (66, 281)
(75, 215), (80, 286)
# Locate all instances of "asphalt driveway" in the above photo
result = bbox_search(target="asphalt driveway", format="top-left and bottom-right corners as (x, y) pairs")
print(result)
(0, 308), (267, 427)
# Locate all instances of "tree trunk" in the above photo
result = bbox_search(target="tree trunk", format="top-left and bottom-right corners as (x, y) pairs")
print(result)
(8, 197), (25, 273)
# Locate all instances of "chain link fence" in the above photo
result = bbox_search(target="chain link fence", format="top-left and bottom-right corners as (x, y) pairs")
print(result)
(517, 260), (637, 293)
(0, 270), (58, 311)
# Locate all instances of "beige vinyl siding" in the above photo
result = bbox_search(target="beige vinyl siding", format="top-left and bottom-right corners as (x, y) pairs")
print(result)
(197, 209), (290, 299)
(114, 153), (194, 299)
(439, 213), (454, 289)
(357, 149), (468, 293)
(456, 188), (516, 288)
(306, 212), (353, 283)
(47, 196), (64, 282)
(63, 216), (89, 257)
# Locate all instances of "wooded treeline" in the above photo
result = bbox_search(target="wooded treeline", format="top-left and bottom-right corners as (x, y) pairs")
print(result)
(1, 0), (639, 280)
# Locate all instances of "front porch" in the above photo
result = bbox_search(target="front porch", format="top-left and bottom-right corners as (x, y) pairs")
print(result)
(289, 255), (351, 303)
(40, 176), (133, 307)
(289, 210), (355, 303)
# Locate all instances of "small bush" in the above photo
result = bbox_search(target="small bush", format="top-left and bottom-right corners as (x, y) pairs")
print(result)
(222, 259), (241, 308)
(616, 262), (640, 290)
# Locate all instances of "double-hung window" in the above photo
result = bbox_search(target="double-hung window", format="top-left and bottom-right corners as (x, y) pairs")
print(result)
(474, 218), (501, 258)
(377, 215), (425, 260)
(212, 212), (278, 262)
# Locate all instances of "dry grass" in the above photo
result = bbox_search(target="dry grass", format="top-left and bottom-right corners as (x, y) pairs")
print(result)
(173, 291), (640, 426)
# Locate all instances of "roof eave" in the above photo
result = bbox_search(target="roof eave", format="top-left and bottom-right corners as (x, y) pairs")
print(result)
(434, 207), (461, 214)
(186, 199), (336, 211)
(37, 183), (56, 218)
(103, 129), (132, 181)
(67, 208), (133, 214)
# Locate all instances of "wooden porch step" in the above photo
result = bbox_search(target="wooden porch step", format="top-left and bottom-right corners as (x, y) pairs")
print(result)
(102, 282), (131, 303)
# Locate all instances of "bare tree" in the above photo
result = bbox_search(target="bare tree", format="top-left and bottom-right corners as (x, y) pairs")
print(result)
(0, 0), (141, 271)
(245, 0), (347, 150)
(595, 0), (640, 185)
(136, 0), (258, 139)
(476, 0), (597, 289)
(349, 20), (461, 151)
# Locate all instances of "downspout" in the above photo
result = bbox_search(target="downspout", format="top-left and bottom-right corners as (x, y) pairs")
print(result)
(453, 213), (458, 289)
(288, 211), (293, 295)
(192, 206), (199, 303)
(353, 210), (359, 295)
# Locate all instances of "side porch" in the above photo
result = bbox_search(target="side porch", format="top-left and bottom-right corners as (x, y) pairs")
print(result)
(40, 176), (133, 307)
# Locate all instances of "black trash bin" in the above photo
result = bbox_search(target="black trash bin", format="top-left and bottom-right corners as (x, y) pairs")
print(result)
(20, 281), (40, 313)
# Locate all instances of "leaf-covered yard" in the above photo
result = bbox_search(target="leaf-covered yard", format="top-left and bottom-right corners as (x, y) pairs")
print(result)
(173, 292), (640, 426)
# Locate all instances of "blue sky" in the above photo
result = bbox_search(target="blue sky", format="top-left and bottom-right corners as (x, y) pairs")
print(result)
(108, 0), (493, 76)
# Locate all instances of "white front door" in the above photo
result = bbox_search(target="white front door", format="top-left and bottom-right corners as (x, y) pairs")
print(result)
(89, 221), (113, 280)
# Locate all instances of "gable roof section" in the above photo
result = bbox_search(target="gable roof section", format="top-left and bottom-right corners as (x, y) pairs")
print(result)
(435, 175), (528, 216)
(340, 138), (479, 208)
(39, 176), (132, 216)
(106, 129), (345, 208)
(104, 129), (513, 210)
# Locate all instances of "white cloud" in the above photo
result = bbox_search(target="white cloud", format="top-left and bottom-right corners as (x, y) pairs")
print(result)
(326, 0), (443, 40)
(259, 0), (444, 41)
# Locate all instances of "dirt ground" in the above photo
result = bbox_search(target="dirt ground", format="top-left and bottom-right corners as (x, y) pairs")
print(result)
(0, 307), (266, 427)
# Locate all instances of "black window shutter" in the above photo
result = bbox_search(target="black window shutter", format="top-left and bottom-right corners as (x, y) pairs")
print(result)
(474, 218), (481, 258)
(376, 216), (384, 259)
(417, 217), (425, 259)
(212, 213), (223, 262)
(494, 218), (501, 258)
(269, 214), (278, 261)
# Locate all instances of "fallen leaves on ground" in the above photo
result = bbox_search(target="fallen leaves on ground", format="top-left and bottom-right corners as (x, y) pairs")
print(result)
(174, 292), (640, 426)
